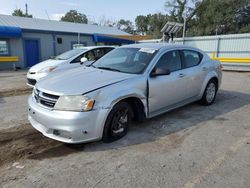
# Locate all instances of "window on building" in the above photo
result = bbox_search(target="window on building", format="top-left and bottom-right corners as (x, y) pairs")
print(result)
(57, 37), (62, 44)
(0, 40), (9, 55)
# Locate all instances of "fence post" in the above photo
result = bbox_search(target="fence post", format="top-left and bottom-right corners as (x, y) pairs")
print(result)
(216, 37), (221, 57)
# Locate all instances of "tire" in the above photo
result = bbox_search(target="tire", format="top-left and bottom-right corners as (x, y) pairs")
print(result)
(102, 102), (132, 143)
(199, 79), (218, 106)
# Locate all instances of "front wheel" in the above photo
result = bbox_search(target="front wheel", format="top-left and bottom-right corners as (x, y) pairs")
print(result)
(102, 102), (132, 143)
(199, 79), (218, 105)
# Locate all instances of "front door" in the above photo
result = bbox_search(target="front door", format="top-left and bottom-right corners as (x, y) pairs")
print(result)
(24, 39), (40, 67)
(148, 50), (187, 116)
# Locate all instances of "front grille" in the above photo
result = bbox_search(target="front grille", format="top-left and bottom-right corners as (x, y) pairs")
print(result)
(34, 89), (59, 109)
(27, 78), (37, 86)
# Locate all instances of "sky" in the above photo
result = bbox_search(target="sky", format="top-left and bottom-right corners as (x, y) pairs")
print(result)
(0, 0), (167, 23)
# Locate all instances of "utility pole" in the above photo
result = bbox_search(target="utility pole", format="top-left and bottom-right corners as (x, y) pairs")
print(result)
(78, 33), (80, 44)
(182, 7), (187, 44)
(25, 3), (28, 16)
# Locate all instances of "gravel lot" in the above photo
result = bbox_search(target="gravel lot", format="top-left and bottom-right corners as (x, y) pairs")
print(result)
(0, 71), (31, 97)
(0, 71), (250, 188)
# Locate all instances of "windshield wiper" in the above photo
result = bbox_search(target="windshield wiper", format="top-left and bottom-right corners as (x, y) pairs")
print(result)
(88, 64), (96, 68)
(85, 61), (96, 68)
(97, 67), (121, 72)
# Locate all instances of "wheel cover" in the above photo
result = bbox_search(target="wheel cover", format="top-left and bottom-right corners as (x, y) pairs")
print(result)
(111, 109), (128, 135)
(206, 82), (216, 103)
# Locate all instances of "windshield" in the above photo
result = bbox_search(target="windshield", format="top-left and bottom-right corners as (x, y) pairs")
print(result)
(93, 47), (157, 74)
(54, 49), (87, 60)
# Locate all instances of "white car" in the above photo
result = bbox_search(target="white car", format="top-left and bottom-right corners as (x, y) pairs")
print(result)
(26, 46), (114, 86)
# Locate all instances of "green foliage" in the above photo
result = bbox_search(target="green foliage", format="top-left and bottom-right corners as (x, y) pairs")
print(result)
(61, 10), (88, 24)
(12, 9), (32, 18)
(116, 19), (134, 34)
(187, 0), (250, 36)
(135, 15), (149, 34)
(137, 0), (250, 37)
(239, 24), (250, 33)
(135, 13), (169, 38)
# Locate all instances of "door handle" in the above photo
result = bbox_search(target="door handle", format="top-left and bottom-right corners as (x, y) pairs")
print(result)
(179, 73), (185, 78)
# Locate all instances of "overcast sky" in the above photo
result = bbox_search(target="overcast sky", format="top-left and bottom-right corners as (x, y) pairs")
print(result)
(1, 0), (167, 23)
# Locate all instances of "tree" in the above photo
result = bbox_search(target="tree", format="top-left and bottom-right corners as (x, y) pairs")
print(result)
(135, 13), (169, 38)
(61, 10), (88, 24)
(148, 13), (169, 37)
(187, 0), (250, 36)
(135, 15), (149, 35)
(165, 0), (202, 22)
(235, 3), (250, 33)
(12, 9), (32, 18)
(116, 19), (134, 34)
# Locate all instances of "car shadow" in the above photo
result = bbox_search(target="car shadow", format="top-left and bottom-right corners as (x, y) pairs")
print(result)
(80, 89), (250, 152)
(24, 89), (250, 160)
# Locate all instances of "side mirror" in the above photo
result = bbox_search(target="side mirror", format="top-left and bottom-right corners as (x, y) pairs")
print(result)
(80, 57), (88, 65)
(150, 68), (171, 77)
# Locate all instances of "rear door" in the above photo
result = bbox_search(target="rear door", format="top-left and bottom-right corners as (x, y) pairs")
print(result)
(148, 50), (188, 115)
(180, 49), (206, 98)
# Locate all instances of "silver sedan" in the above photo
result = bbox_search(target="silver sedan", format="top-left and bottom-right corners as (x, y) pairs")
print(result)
(28, 43), (222, 143)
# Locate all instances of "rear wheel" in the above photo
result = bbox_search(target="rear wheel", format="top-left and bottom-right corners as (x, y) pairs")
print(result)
(103, 102), (132, 143)
(199, 79), (218, 105)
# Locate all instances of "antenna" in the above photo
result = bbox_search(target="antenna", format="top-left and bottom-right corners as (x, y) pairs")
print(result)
(45, 9), (51, 21)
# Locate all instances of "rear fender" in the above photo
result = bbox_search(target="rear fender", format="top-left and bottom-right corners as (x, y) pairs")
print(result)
(198, 71), (219, 99)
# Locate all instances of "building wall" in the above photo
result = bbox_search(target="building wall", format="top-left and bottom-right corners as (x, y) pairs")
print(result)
(0, 31), (95, 70)
(174, 33), (250, 58)
(54, 34), (94, 55)
(0, 38), (23, 70)
(22, 32), (54, 64)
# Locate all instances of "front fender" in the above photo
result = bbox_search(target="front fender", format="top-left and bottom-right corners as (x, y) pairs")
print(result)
(108, 89), (147, 110)
(87, 76), (148, 113)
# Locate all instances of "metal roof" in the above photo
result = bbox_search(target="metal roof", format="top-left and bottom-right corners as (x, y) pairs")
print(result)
(0, 14), (129, 36)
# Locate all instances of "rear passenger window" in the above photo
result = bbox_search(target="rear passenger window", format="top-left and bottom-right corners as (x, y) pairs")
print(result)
(182, 50), (203, 68)
(155, 50), (181, 72)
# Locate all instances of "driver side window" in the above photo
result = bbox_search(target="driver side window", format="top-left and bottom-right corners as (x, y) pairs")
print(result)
(155, 50), (181, 72)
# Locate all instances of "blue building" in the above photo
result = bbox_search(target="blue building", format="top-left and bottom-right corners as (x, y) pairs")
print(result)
(0, 14), (133, 70)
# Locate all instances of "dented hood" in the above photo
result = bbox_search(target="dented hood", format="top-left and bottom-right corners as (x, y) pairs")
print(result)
(36, 67), (136, 95)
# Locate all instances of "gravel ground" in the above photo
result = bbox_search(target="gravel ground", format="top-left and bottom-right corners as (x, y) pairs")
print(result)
(0, 70), (31, 97)
(0, 71), (250, 188)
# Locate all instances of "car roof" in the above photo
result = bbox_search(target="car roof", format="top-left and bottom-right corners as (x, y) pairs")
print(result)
(120, 43), (198, 51)
(77, 46), (115, 50)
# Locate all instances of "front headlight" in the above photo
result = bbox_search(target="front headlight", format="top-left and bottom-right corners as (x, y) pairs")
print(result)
(54, 95), (95, 112)
(38, 66), (57, 73)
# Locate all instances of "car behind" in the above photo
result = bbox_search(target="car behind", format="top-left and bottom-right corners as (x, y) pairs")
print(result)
(27, 46), (114, 86)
